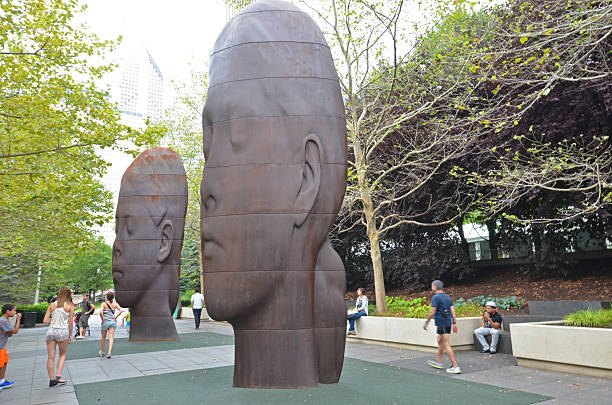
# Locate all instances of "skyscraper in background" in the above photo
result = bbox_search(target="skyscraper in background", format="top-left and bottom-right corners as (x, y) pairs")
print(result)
(96, 44), (164, 245)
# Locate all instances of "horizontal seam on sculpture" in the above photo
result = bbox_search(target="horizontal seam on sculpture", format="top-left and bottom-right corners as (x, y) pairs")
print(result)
(112, 265), (180, 267)
(208, 76), (338, 89)
(204, 270), (316, 273)
(205, 114), (346, 126)
(114, 216), (187, 219)
(115, 290), (179, 292)
(203, 212), (338, 218)
(212, 39), (329, 56)
(233, 328), (317, 332)
(121, 173), (187, 177)
(204, 162), (346, 168)
(203, 115), (345, 126)
(230, 9), (308, 18)
(119, 194), (188, 197)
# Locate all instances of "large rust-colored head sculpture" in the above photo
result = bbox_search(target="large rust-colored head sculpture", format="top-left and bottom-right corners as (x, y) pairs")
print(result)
(113, 147), (188, 341)
(201, 0), (347, 388)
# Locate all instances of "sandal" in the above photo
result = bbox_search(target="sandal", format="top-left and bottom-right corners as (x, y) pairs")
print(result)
(55, 376), (67, 384)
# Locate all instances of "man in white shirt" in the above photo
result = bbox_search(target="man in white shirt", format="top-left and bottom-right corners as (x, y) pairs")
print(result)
(190, 287), (205, 330)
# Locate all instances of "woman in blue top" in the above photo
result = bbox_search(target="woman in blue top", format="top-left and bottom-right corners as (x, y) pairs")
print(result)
(347, 288), (368, 336)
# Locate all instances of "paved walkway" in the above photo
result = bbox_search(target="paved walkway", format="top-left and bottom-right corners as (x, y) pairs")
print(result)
(2, 319), (610, 404)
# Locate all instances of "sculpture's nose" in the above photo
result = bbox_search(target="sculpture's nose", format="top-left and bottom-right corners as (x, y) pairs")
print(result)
(112, 240), (121, 260)
(201, 176), (218, 217)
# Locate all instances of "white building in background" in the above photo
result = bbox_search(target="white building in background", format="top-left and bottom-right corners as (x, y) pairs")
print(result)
(95, 44), (164, 246)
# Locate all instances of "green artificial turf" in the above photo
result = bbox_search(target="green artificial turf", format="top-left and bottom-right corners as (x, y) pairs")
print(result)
(74, 358), (549, 405)
(66, 332), (234, 360)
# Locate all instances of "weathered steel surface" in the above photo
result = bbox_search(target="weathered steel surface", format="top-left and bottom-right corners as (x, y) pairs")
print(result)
(201, 0), (347, 388)
(113, 147), (188, 341)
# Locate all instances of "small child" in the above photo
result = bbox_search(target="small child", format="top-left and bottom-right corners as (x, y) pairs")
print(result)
(74, 312), (81, 338)
(124, 311), (130, 330)
(0, 304), (22, 391)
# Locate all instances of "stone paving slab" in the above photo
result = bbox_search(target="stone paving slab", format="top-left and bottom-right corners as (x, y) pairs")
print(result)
(73, 358), (549, 405)
(65, 331), (234, 360)
(3, 320), (611, 405)
(385, 351), (518, 376)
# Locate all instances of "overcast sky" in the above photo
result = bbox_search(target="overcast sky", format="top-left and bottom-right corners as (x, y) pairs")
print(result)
(83, 0), (229, 89)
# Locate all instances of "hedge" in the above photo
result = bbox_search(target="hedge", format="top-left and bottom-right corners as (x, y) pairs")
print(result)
(15, 303), (50, 323)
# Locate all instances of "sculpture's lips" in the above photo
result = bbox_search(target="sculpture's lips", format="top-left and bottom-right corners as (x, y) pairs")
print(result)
(112, 267), (124, 281)
(202, 238), (222, 261)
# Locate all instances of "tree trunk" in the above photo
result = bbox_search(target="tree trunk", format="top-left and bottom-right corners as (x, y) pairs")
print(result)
(362, 190), (388, 313)
(456, 215), (470, 261)
(196, 241), (205, 306)
(485, 219), (498, 260)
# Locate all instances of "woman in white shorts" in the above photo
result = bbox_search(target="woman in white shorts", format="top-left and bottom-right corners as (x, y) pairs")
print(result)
(43, 286), (74, 387)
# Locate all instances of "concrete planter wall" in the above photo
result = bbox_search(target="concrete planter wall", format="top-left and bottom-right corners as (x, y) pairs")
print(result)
(511, 321), (612, 378)
(351, 316), (482, 352)
(180, 307), (210, 321)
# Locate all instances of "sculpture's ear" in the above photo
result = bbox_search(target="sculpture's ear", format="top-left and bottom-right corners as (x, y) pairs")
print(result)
(295, 134), (322, 227)
(158, 219), (175, 262)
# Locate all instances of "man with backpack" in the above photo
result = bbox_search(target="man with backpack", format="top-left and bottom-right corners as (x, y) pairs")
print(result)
(423, 280), (462, 374)
(76, 293), (94, 339)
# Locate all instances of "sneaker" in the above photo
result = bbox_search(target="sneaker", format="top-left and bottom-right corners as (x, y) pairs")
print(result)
(480, 348), (490, 353)
(75, 335), (84, 340)
(446, 366), (462, 374)
(427, 360), (444, 369)
(107, 354), (111, 359)
(0, 380), (15, 388)
(489, 350), (497, 354)
(347, 331), (357, 336)
(98, 350), (104, 357)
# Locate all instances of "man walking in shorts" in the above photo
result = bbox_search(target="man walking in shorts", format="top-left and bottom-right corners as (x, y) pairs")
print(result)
(423, 280), (461, 374)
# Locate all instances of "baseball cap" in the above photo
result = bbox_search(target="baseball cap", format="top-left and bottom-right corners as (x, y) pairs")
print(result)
(485, 301), (497, 307)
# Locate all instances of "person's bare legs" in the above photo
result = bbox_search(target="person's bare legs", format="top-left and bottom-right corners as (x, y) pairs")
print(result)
(46, 340), (56, 380)
(107, 327), (116, 356)
(436, 334), (444, 363)
(55, 340), (68, 382)
(100, 329), (107, 354)
(0, 364), (6, 380)
(441, 334), (458, 368)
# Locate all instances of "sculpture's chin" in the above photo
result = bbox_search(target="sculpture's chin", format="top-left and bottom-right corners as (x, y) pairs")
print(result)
(203, 272), (271, 322)
(114, 290), (137, 308)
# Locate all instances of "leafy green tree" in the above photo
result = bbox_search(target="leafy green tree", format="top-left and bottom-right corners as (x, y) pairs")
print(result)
(0, 0), (157, 282)
(62, 236), (113, 300)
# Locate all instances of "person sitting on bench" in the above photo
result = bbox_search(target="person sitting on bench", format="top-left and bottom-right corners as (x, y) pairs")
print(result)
(474, 301), (503, 354)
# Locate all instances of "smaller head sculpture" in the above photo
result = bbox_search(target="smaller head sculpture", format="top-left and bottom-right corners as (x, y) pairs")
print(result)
(113, 147), (188, 341)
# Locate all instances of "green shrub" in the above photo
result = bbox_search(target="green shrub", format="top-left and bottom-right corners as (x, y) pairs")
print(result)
(454, 302), (483, 318)
(181, 289), (195, 307)
(564, 308), (612, 328)
(455, 295), (525, 310)
(14, 303), (49, 323)
(371, 296), (481, 318)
